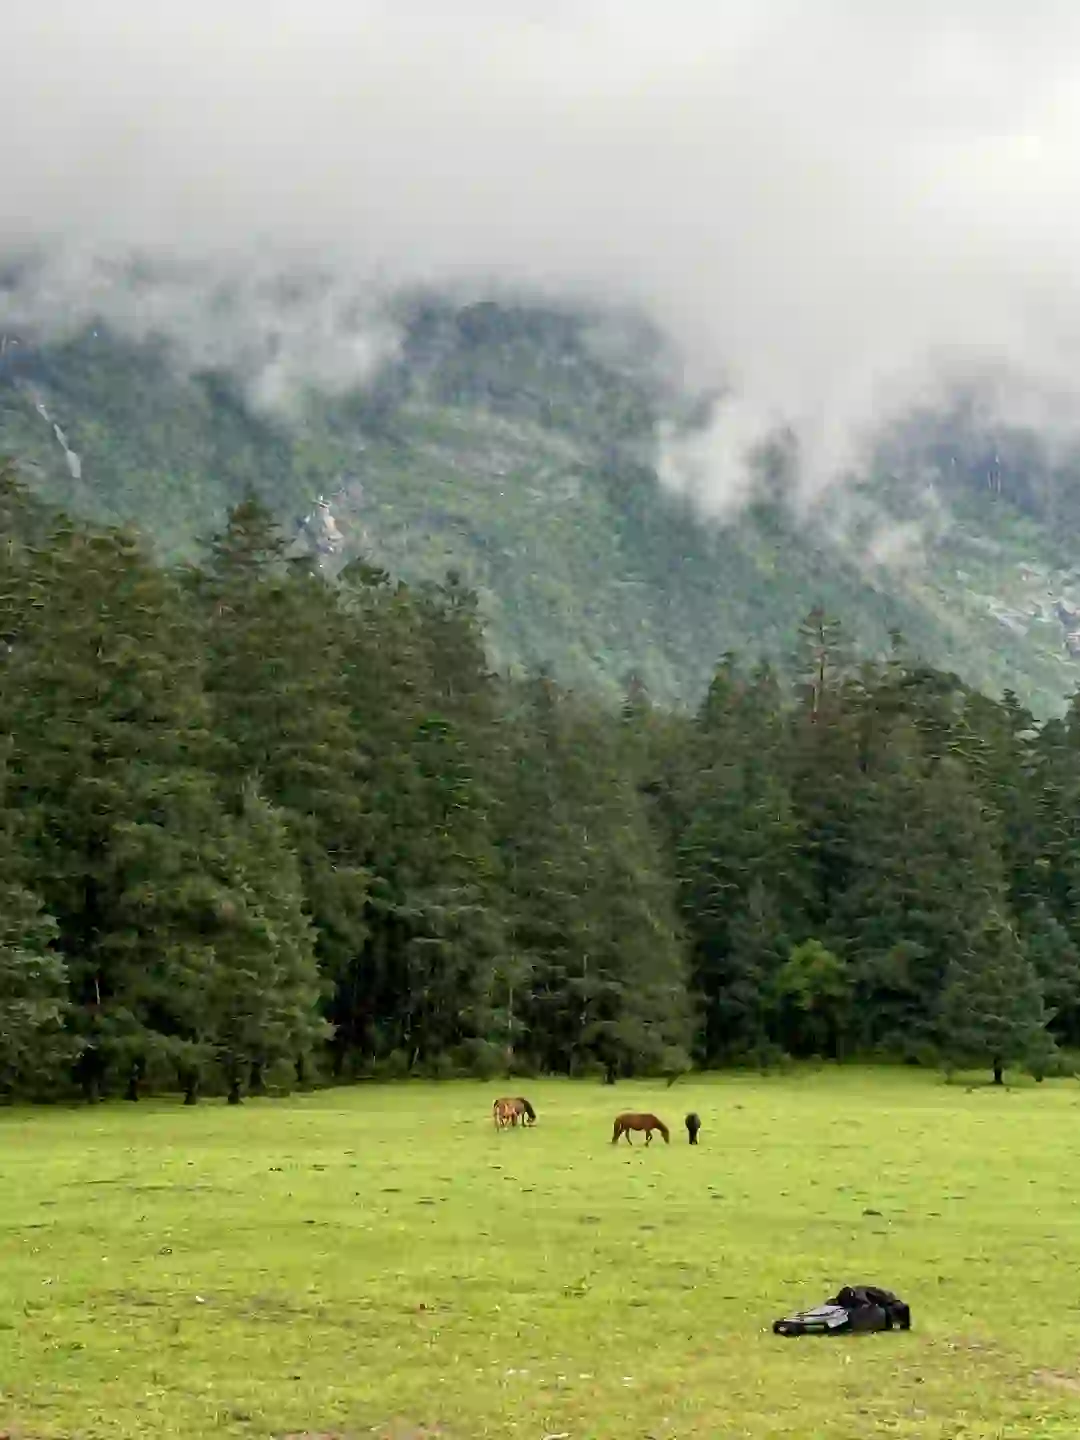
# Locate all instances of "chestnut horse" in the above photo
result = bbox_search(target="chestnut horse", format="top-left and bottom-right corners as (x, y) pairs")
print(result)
(612, 1112), (670, 1145)
(493, 1096), (538, 1129)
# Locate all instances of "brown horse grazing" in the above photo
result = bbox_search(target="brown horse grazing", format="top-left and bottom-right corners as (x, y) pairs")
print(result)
(612, 1112), (670, 1145)
(493, 1097), (519, 1128)
(493, 1097), (537, 1129)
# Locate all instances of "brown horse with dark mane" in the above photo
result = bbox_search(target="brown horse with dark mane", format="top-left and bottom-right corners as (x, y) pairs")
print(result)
(612, 1112), (670, 1145)
(493, 1096), (538, 1129)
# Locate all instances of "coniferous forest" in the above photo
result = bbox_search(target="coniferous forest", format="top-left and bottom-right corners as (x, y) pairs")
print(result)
(0, 461), (1076, 1103)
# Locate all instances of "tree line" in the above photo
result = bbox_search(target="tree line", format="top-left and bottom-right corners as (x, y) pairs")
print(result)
(0, 465), (1075, 1100)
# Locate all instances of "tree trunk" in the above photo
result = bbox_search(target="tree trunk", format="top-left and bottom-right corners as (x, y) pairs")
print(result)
(295, 1054), (306, 1088)
(992, 1059), (1004, 1086)
(227, 1072), (243, 1106)
(78, 1048), (104, 1103)
(249, 1059), (266, 1096)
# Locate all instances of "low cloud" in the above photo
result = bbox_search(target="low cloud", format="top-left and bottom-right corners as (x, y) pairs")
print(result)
(5, 1), (1080, 503)
(0, 253), (400, 416)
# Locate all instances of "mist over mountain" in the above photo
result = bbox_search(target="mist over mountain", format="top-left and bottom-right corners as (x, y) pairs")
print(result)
(4, 286), (1080, 713)
(9, 3), (1080, 491)
(5, 3), (1080, 707)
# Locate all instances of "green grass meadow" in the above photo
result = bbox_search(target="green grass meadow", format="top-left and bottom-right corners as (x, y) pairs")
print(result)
(4, 1069), (1080, 1438)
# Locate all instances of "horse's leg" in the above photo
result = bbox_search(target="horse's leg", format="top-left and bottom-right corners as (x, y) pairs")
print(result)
(646, 1130), (653, 1145)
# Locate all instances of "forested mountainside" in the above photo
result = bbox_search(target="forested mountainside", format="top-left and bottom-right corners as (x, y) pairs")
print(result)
(3, 293), (1080, 712)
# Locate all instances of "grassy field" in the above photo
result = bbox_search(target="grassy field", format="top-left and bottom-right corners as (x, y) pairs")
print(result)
(3, 1069), (1080, 1439)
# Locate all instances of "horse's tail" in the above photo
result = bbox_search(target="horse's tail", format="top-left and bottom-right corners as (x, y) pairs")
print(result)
(518, 1097), (536, 1122)
(612, 1118), (623, 1143)
(657, 1118), (670, 1143)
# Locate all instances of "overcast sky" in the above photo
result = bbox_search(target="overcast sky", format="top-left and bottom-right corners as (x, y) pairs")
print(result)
(6, 1), (1080, 501)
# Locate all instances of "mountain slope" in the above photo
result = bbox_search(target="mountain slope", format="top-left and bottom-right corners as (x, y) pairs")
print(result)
(2, 295), (1079, 712)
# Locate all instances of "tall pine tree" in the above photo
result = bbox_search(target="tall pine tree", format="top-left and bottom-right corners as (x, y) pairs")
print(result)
(938, 913), (1053, 1083)
(193, 498), (371, 1060)
(0, 514), (258, 1096)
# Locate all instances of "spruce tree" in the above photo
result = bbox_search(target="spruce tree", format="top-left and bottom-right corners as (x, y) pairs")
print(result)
(1019, 903), (1080, 1046)
(504, 676), (691, 1077)
(1021, 697), (1080, 1044)
(0, 514), (250, 1096)
(204, 781), (327, 1103)
(833, 718), (1013, 1056)
(0, 722), (71, 1097)
(0, 879), (69, 1097)
(193, 498), (371, 1050)
(787, 613), (862, 924)
(938, 914), (1053, 1083)
(334, 565), (508, 1073)
(676, 657), (807, 1062)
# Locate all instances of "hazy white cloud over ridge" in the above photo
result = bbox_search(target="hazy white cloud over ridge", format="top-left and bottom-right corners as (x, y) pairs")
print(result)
(6, 0), (1080, 504)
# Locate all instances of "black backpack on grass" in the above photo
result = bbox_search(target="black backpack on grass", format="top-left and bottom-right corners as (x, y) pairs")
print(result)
(772, 1285), (911, 1337)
